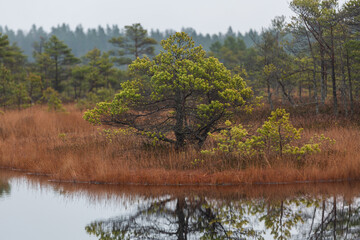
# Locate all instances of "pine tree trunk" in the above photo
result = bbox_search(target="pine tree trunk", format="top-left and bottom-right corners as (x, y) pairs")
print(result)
(320, 47), (327, 105)
(330, 26), (338, 116)
(313, 63), (319, 114)
(340, 49), (348, 116)
(346, 51), (354, 115)
(174, 90), (185, 149)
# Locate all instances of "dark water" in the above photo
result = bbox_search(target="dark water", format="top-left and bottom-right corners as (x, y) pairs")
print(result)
(1, 170), (360, 240)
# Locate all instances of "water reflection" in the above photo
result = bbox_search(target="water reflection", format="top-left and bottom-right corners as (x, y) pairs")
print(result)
(86, 187), (360, 240)
(0, 171), (11, 198)
(1, 169), (360, 240)
(86, 196), (260, 239)
(0, 178), (10, 198)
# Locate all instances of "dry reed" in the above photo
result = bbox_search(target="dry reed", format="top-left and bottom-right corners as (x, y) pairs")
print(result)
(1, 104), (360, 185)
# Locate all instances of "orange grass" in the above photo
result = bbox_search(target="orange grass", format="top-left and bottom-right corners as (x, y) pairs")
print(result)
(2, 169), (360, 203)
(1, 104), (360, 185)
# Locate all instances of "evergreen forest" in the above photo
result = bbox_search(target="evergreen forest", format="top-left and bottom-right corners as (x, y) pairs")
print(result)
(0, 0), (358, 118)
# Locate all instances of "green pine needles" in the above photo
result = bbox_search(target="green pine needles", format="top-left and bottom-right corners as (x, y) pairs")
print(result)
(42, 87), (65, 112)
(203, 109), (334, 164)
(84, 32), (253, 149)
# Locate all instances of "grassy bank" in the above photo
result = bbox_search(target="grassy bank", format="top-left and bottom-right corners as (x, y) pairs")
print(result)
(3, 169), (360, 202)
(1, 105), (360, 185)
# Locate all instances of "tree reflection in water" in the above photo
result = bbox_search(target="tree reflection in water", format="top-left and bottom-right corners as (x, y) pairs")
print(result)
(0, 179), (10, 198)
(86, 193), (360, 240)
(86, 196), (262, 239)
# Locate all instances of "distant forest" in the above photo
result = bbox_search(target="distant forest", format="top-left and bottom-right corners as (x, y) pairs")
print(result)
(0, 0), (359, 117)
(0, 24), (258, 61)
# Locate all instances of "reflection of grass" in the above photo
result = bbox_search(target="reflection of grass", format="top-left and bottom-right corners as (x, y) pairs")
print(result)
(0, 181), (11, 197)
(0, 104), (360, 185)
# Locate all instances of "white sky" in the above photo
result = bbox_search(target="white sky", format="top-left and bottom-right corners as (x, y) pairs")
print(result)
(0, 0), (347, 34)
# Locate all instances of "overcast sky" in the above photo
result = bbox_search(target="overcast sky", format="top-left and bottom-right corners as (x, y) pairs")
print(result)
(0, 0), (309, 34)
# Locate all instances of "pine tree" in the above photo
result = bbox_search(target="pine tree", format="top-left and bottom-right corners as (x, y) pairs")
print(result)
(109, 23), (157, 66)
(42, 35), (79, 92)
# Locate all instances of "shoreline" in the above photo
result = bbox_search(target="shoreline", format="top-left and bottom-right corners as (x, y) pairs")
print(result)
(1, 166), (360, 187)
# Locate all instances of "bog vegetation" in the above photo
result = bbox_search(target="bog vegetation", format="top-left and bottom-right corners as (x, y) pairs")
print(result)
(1, 104), (360, 184)
(0, 0), (360, 184)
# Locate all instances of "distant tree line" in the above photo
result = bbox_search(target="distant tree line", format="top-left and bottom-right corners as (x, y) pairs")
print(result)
(0, 24), (258, 61)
